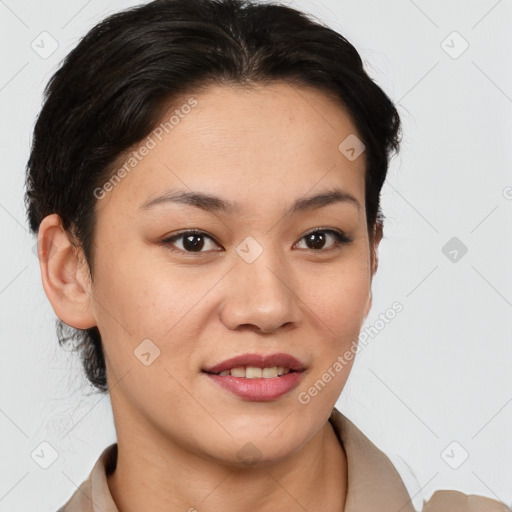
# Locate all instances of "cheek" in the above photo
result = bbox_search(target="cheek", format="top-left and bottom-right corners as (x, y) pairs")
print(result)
(92, 237), (187, 330)
(296, 267), (369, 407)
(299, 258), (371, 337)
(91, 246), (220, 372)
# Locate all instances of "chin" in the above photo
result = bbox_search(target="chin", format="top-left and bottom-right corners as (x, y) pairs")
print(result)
(205, 439), (302, 469)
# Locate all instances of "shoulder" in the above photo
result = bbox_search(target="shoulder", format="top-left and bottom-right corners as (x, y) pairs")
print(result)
(54, 443), (118, 512)
(54, 477), (93, 512)
(421, 490), (510, 511)
(329, 408), (416, 511)
(329, 409), (510, 512)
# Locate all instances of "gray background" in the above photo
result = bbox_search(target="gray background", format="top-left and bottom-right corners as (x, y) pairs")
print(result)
(1, 0), (511, 510)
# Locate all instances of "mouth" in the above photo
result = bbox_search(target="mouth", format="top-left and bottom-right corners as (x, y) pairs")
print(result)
(202, 353), (306, 401)
(203, 366), (297, 378)
(202, 352), (305, 375)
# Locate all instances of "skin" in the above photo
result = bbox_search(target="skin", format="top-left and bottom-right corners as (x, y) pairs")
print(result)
(38, 81), (382, 512)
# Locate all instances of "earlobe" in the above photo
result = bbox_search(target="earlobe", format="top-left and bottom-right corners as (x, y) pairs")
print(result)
(37, 214), (97, 330)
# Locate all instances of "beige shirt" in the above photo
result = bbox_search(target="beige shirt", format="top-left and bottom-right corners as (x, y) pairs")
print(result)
(56, 407), (508, 512)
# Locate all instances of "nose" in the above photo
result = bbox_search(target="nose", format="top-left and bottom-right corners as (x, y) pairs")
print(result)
(219, 248), (301, 334)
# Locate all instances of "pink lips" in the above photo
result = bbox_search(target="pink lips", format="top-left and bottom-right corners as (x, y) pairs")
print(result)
(202, 352), (306, 374)
(202, 352), (306, 402)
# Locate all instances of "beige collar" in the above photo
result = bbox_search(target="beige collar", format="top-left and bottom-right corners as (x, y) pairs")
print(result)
(328, 407), (414, 512)
(59, 407), (505, 511)
(60, 407), (414, 511)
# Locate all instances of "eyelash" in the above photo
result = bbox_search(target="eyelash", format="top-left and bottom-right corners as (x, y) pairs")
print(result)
(160, 227), (352, 256)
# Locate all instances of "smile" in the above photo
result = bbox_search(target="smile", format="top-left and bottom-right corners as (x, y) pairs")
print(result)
(213, 366), (292, 378)
(203, 367), (304, 401)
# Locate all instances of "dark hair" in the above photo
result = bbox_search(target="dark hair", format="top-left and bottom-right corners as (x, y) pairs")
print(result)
(25, 0), (401, 393)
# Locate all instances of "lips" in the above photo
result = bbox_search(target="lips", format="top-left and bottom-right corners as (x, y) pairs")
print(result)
(203, 352), (306, 401)
(202, 352), (306, 375)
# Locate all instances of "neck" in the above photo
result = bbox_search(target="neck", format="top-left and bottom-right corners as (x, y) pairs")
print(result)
(107, 413), (347, 512)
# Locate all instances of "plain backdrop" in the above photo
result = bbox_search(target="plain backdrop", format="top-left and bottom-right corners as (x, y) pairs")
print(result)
(1, 0), (511, 510)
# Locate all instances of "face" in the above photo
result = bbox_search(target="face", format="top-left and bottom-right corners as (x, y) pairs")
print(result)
(51, 82), (378, 465)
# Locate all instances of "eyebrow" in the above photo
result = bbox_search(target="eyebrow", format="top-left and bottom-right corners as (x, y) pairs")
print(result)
(139, 187), (361, 215)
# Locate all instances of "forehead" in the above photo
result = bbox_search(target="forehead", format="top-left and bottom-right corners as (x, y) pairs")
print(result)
(96, 81), (366, 219)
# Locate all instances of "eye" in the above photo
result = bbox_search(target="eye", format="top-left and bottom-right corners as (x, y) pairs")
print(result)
(160, 227), (352, 256)
(294, 228), (352, 252)
(161, 230), (222, 254)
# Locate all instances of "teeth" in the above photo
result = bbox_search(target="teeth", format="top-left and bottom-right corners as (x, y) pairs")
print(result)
(262, 366), (278, 378)
(217, 366), (291, 378)
(230, 367), (246, 377)
(246, 367), (262, 379)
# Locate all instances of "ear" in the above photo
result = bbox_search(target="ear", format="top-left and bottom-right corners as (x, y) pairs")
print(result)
(37, 214), (97, 329)
(364, 220), (384, 318)
(370, 220), (383, 276)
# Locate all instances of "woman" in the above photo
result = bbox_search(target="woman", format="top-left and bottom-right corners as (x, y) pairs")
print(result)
(25, 0), (508, 510)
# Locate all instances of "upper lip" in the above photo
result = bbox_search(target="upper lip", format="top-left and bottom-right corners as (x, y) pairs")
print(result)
(203, 353), (306, 374)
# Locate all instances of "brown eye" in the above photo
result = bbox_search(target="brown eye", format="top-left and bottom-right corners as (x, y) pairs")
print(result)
(296, 228), (351, 251)
(161, 230), (222, 254)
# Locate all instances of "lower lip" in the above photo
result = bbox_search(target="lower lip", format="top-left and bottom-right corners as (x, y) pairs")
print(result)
(204, 371), (304, 401)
